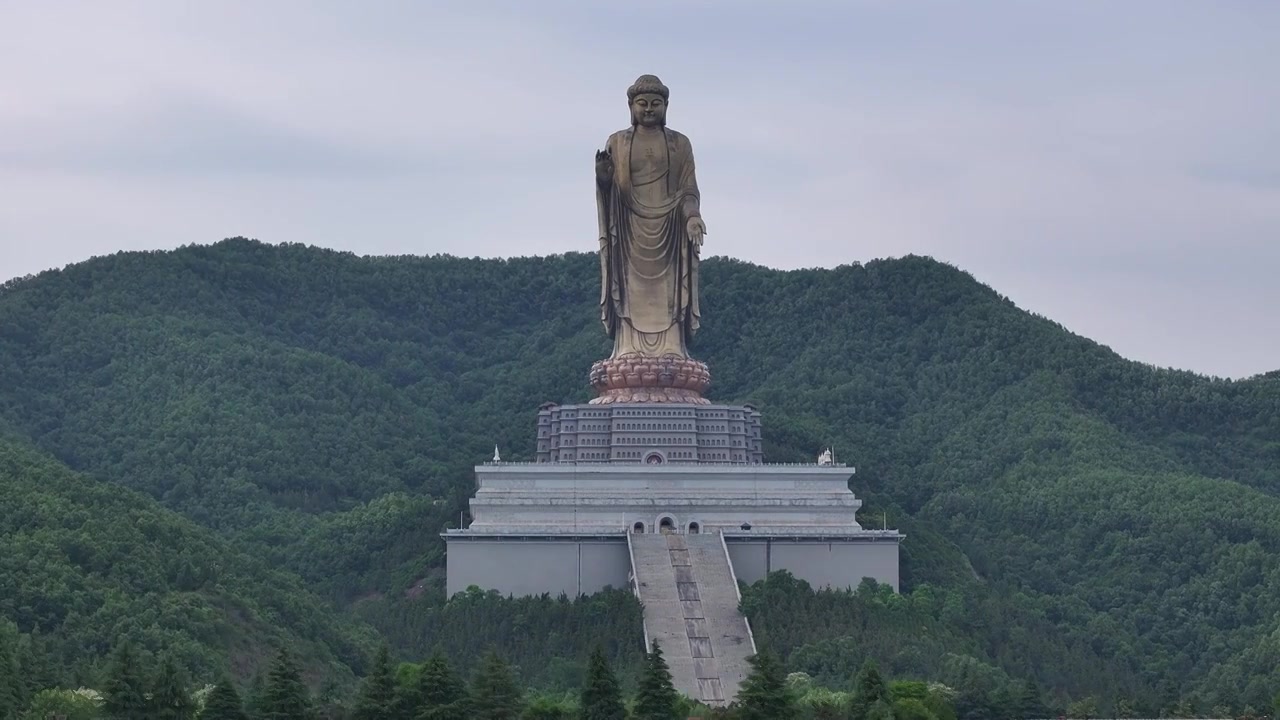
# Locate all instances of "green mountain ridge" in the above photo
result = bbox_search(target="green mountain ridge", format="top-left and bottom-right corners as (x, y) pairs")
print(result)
(0, 427), (378, 687)
(1, 237), (1278, 707)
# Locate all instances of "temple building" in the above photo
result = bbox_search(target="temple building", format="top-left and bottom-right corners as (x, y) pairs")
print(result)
(441, 73), (902, 707)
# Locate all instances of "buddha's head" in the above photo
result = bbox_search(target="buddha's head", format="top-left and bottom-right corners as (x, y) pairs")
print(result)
(628, 74), (669, 128)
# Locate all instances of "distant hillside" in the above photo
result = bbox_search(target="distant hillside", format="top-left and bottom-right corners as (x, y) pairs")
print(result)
(0, 428), (377, 687)
(0, 238), (1277, 707)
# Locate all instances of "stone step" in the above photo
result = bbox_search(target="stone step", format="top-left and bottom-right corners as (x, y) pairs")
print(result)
(629, 531), (757, 707)
(629, 534), (700, 700)
(683, 534), (756, 697)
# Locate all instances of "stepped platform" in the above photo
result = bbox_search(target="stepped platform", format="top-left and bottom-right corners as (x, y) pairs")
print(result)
(628, 531), (755, 706)
(444, 462), (902, 598)
(443, 405), (903, 707)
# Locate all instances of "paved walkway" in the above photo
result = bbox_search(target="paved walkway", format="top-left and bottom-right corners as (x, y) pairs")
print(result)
(629, 531), (756, 706)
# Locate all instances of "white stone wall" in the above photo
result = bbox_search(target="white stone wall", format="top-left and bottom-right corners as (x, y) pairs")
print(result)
(465, 463), (873, 536)
(727, 538), (900, 591)
(445, 538), (631, 597)
(443, 535), (900, 598)
(446, 462), (902, 597)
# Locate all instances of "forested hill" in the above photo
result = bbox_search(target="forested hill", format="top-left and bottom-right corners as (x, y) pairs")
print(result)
(0, 427), (378, 685)
(1, 238), (1278, 707)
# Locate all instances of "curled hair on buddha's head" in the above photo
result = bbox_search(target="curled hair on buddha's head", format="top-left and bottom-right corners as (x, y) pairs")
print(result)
(627, 74), (669, 102)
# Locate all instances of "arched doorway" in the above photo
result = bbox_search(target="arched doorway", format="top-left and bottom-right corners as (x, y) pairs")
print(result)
(632, 521), (645, 534)
(688, 522), (700, 534)
(659, 517), (676, 534)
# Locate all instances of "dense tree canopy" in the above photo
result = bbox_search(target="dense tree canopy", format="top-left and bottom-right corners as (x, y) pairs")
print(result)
(0, 431), (377, 686)
(0, 238), (1277, 707)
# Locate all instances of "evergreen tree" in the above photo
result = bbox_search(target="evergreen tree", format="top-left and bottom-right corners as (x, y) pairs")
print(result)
(633, 642), (681, 720)
(892, 697), (937, 720)
(1010, 680), (1047, 720)
(415, 651), (469, 720)
(954, 689), (996, 720)
(988, 684), (1015, 720)
(244, 670), (268, 720)
(149, 654), (196, 720)
(1066, 696), (1098, 719)
(352, 645), (398, 720)
(0, 624), (21, 720)
(577, 646), (625, 720)
(18, 629), (58, 706)
(389, 666), (419, 720)
(868, 699), (896, 720)
(261, 646), (313, 720)
(523, 695), (574, 719)
(201, 676), (249, 720)
(735, 650), (798, 720)
(316, 677), (350, 720)
(470, 651), (524, 720)
(102, 641), (149, 720)
(850, 659), (890, 720)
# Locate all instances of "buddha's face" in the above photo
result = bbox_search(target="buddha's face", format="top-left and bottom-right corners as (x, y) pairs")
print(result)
(631, 93), (667, 128)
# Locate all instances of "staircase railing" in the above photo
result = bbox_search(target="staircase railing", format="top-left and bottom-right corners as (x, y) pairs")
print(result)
(717, 530), (757, 654)
(625, 529), (652, 654)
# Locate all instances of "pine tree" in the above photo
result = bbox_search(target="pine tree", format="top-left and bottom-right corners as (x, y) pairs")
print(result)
(149, 655), (196, 720)
(850, 659), (890, 720)
(578, 645), (625, 720)
(201, 676), (249, 720)
(102, 641), (149, 720)
(0, 624), (22, 720)
(735, 650), (798, 720)
(523, 695), (574, 719)
(989, 684), (1015, 720)
(1066, 696), (1099, 720)
(352, 645), (397, 720)
(415, 651), (469, 720)
(866, 699), (895, 720)
(633, 642), (681, 720)
(18, 629), (58, 706)
(244, 670), (268, 720)
(316, 677), (350, 720)
(469, 651), (524, 720)
(261, 646), (313, 720)
(954, 689), (996, 720)
(1013, 680), (1048, 719)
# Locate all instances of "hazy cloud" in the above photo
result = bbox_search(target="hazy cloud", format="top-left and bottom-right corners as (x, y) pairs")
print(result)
(1, 0), (1276, 377)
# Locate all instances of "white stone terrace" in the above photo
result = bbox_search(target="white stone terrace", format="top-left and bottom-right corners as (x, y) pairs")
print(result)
(453, 461), (902, 538)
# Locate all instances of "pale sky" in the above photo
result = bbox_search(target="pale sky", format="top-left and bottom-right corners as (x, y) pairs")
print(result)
(2, 1), (1276, 378)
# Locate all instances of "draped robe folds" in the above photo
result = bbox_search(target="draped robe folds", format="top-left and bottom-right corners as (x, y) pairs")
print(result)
(597, 127), (701, 359)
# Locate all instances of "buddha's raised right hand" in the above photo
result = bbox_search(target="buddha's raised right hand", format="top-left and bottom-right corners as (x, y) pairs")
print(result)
(595, 149), (613, 184)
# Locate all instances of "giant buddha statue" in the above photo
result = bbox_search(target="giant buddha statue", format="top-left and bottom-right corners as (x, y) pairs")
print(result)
(589, 75), (712, 404)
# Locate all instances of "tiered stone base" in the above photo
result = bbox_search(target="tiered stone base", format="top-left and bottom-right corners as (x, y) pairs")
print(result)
(588, 354), (711, 404)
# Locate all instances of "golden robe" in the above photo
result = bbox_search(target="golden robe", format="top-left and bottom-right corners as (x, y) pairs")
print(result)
(597, 127), (701, 359)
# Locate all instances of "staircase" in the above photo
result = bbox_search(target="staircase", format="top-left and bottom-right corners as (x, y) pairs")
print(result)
(628, 531), (757, 706)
